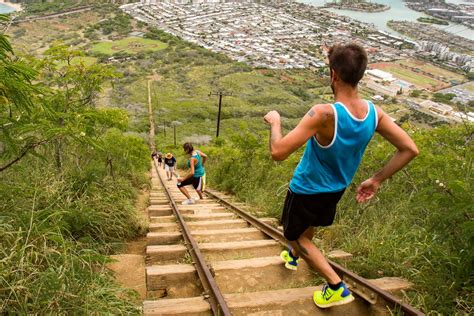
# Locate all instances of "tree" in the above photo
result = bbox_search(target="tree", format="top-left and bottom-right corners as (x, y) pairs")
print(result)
(1, 17), (124, 173)
(40, 43), (120, 170)
(432, 93), (456, 104)
(410, 90), (422, 98)
(0, 14), (50, 172)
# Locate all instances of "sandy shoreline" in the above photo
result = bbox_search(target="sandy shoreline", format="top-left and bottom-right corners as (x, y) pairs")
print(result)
(0, 0), (23, 12)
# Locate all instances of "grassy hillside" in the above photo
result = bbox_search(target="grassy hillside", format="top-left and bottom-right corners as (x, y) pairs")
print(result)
(1, 144), (149, 313)
(19, 0), (108, 15)
(90, 37), (168, 55)
(109, 42), (328, 142)
(1, 11), (150, 312)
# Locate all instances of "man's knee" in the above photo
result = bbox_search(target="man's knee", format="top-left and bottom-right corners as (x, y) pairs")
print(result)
(303, 227), (314, 240)
(293, 236), (312, 258)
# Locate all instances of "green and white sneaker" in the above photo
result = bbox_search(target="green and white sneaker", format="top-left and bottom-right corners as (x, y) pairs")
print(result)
(280, 248), (300, 271)
(313, 282), (354, 308)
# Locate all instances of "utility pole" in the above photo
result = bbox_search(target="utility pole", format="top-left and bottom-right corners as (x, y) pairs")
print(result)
(163, 120), (166, 138)
(209, 91), (232, 138)
(147, 80), (156, 152)
(173, 124), (176, 146)
(171, 121), (181, 147)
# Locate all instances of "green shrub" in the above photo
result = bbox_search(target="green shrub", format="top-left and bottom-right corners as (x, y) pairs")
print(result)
(432, 92), (456, 104)
(0, 129), (149, 313)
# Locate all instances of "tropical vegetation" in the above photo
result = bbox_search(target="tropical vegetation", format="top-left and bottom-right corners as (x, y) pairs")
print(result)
(0, 14), (148, 313)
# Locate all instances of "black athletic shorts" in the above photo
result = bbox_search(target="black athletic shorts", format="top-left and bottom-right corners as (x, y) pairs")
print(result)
(281, 188), (346, 241)
(177, 176), (204, 190)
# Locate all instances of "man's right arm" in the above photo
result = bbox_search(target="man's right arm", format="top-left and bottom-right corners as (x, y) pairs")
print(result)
(264, 105), (329, 161)
(356, 107), (419, 203)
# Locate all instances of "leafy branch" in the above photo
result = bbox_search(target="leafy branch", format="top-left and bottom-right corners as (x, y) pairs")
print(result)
(0, 138), (50, 172)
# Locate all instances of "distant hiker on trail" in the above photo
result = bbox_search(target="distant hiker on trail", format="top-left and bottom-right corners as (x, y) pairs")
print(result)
(164, 153), (177, 181)
(151, 150), (158, 160)
(177, 143), (208, 205)
(157, 153), (163, 167)
(264, 43), (419, 309)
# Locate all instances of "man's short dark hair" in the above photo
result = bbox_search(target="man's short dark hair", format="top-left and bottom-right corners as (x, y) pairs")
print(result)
(328, 43), (368, 87)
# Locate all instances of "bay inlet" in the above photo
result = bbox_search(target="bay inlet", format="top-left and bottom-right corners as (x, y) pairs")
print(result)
(300, 0), (474, 41)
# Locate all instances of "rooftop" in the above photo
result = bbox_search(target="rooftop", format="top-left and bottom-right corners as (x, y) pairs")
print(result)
(366, 69), (395, 81)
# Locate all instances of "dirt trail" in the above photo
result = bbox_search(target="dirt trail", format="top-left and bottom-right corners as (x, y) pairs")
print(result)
(107, 175), (151, 302)
(107, 73), (161, 303)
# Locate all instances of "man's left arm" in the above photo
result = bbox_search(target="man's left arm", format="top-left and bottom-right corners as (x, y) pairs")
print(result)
(264, 106), (323, 161)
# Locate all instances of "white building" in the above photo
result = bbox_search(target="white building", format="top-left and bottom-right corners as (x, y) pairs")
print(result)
(365, 80), (400, 97)
(366, 69), (396, 82)
(420, 100), (453, 116)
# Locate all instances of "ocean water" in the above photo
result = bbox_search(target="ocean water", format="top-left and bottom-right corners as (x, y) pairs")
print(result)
(300, 0), (474, 41)
(0, 3), (16, 14)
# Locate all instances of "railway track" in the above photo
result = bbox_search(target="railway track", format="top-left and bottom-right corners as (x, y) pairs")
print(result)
(142, 160), (424, 315)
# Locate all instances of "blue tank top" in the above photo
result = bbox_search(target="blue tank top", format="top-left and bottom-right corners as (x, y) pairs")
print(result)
(188, 151), (205, 178)
(289, 101), (378, 194)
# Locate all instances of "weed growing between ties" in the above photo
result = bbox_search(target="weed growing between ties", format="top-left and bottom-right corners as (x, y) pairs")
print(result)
(205, 124), (473, 315)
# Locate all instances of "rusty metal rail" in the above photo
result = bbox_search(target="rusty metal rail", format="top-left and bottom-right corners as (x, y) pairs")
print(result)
(205, 189), (425, 316)
(153, 160), (231, 316)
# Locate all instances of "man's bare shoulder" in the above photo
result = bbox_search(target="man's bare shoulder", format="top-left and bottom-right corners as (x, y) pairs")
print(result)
(373, 104), (386, 128)
(307, 103), (333, 118)
(374, 104), (385, 115)
(304, 104), (334, 130)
